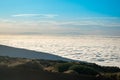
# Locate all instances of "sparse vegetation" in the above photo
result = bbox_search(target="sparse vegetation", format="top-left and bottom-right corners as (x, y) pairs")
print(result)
(0, 56), (120, 80)
(54, 63), (72, 72)
(69, 65), (99, 75)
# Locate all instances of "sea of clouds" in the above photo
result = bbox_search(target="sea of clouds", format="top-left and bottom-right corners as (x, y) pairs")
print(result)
(0, 35), (120, 67)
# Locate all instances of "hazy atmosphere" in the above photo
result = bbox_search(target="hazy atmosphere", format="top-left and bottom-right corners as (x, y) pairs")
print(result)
(0, 0), (120, 36)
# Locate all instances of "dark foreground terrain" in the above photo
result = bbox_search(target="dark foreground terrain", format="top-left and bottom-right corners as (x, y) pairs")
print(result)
(0, 56), (120, 80)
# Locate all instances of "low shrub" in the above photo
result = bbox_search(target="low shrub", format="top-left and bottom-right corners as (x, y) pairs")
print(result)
(69, 65), (99, 75)
(54, 63), (73, 72)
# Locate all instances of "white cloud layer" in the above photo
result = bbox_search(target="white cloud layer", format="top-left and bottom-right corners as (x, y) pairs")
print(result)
(12, 14), (58, 18)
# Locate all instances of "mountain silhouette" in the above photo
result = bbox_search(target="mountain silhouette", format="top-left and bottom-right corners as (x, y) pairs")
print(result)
(0, 45), (72, 61)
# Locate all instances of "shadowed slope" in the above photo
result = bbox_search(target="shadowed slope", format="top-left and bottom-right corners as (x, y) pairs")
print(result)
(0, 45), (72, 61)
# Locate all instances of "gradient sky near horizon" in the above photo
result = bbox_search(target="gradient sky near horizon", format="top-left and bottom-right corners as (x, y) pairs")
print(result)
(0, 0), (120, 36)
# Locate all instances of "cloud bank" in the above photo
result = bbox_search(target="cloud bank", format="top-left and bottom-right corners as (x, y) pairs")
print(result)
(0, 15), (120, 35)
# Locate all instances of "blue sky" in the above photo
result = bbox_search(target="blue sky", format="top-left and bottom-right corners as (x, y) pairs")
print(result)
(0, 0), (120, 35)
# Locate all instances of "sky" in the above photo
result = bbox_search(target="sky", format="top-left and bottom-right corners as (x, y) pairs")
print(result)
(0, 0), (120, 36)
